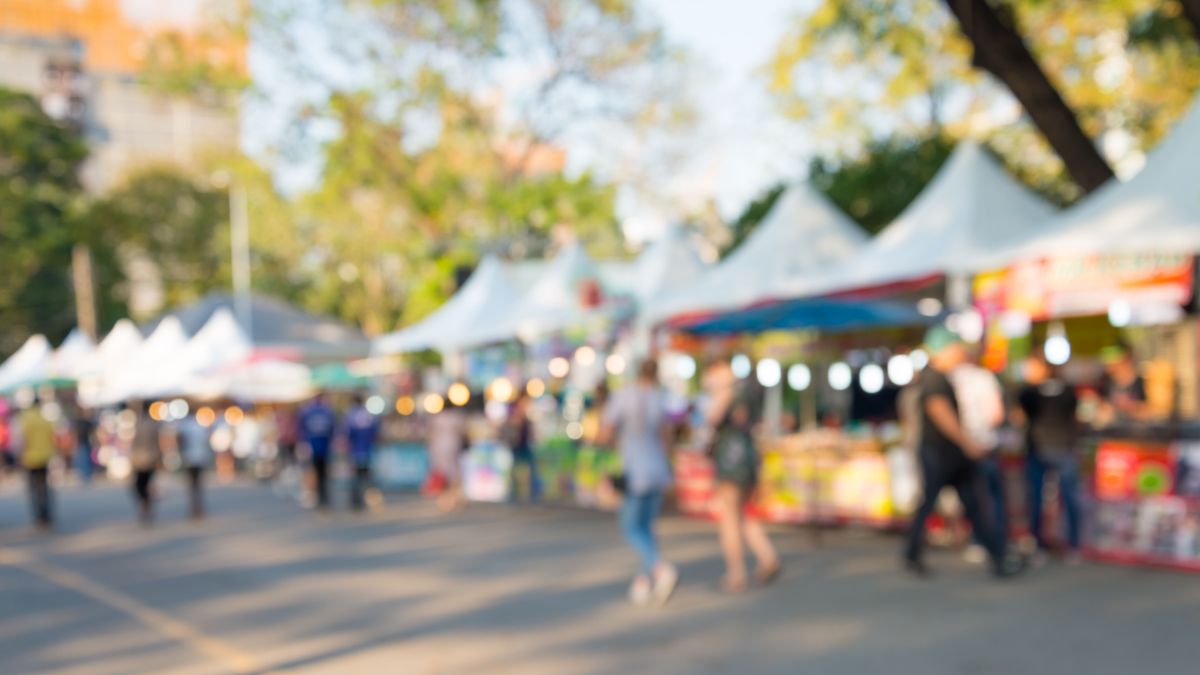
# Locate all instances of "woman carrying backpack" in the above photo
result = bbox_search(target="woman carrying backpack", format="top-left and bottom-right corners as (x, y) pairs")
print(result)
(704, 360), (781, 593)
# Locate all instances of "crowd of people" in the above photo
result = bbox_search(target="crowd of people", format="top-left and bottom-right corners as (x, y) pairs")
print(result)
(0, 326), (1157, 606)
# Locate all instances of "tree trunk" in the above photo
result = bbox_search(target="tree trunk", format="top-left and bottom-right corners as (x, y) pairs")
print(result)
(1179, 0), (1200, 42)
(942, 0), (1115, 193)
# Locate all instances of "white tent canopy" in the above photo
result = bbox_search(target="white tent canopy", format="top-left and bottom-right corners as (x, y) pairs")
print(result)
(785, 142), (1057, 298)
(632, 224), (708, 307)
(148, 308), (253, 398)
(975, 96), (1200, 265)
(471, 243), (615, 346)
(211, 359), (313, 403)
(94, 317), (188, 404)
(373, 255), (522, 355)
(0, 334), (53, 392)
(48, 329), (96, 381)
(648, 183), (867, 323)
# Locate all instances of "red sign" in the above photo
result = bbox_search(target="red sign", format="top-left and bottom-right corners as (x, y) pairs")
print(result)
(975, 253), (1194, 320)
(1095, 440), (1175, 500)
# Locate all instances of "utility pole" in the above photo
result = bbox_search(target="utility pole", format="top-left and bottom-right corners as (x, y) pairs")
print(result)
(230, 181), (253, 342)
(71, 243), (97, 340)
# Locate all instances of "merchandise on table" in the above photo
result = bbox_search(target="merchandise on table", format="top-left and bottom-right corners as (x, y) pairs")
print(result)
(1086, 429), (1200, 570)
(371, 442), (430, 490)
(462, 441), (513, 503)
(673, 429), (916, 527)
(574, 445), (622, 510)
(536, 435), (577, 502)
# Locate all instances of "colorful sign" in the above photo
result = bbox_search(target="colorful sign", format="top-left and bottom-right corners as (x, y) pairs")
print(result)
(1094, 440), (1174, 500)
(371, 443), (429, 490)
(974, 253), (1194, 320)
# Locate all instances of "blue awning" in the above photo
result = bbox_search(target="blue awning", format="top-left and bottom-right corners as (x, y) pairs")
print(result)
(678, 297), (938, 335)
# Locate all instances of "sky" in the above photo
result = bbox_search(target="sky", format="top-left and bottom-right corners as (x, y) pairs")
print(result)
(615, 0), (815, 237)
(241, 0), (820, 244)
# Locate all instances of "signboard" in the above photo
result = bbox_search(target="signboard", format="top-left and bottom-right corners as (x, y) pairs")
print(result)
(1094, 440), (1174, 501)
(974, 253), (1194, 321)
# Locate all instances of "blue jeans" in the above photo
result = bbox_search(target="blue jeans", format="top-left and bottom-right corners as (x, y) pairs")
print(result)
(976, 453), (1007, 544)
(1027, 452), (1082, 551)
(620, 490), (663, 576)
(510, 452), (540, 503)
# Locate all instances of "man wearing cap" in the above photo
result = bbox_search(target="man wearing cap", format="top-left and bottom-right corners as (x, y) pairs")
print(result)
(903, 326), (1021, 578)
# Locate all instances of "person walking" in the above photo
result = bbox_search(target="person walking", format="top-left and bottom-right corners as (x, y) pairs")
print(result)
(949, 359), (1008, 564)
(345, 395), (381, 512)
(299, 393), (337, 510)
(428, 400), (469, 513)
(1018, 354), (1084, 564)
(72, 404), (96, 486)
(505, 391), (539, 503)
(704, 360), (781, 593)
(19, 397), (57, 530)
(600, 360), (679, 606)
(176, 407), (214, 520)
(130, 401), (163, 525)
(903, 327), (1022, 578)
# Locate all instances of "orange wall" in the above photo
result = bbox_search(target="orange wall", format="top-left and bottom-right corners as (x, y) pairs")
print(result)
(0, 0), (244, 75)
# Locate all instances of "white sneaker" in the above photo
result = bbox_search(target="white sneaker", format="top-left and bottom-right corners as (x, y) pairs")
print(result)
(629, 577), (652, 606)
(653, 563), (679, 606)
(963, 544), (988, 565)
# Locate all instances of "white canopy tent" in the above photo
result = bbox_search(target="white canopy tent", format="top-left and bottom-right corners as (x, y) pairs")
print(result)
(147, 308), (253, 398)
(214, 359), (313, 403)
(647, 184), (867, 324)
(93, 317), (188, 404)
(0, 334), (53, 392)
(974, 96), (1200, 265)
(631, 224), (708, 307)
(784, 142), (1057, 299)
(373, 255), (522, 355)
(48, 329), (96, 381)
(468, 242), (616, 346)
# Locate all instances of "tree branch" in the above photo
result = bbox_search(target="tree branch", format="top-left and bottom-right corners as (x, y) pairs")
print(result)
(1179, 0), (1200, 42)
(942, 0), (1114, 193)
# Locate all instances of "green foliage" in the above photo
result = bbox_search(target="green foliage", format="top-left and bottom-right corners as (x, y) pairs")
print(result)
(809, 134), (955, 235)
(723, 184), (785, 258)
(771, 0), (1200, 203)
(88, 168), (230, 311)
(0, 88), (89, 353)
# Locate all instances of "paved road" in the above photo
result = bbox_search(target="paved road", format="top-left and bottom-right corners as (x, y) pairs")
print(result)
(1, 476), (1197, 674)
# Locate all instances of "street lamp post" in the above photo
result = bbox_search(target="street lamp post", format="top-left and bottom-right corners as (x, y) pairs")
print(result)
(229, 181), (252, 341)
(212, 170), (252, 341)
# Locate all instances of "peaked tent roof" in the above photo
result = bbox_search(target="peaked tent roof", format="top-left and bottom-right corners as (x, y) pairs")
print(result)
(147, 309), (253, 398)
(373, 255), (522, 355)
(49, 329), (96, 380)
(975, 96), (1200, 265)
(79, 319), (143, 380)
(648, 183), (867, 324)
(144, 292), (369, 361)
(469, 242), (614, 346)
(785, 142), (1057, 299)
(0, 334), (52, 392)
(632, 225), (708, 306)
(95, 317), (188, 404)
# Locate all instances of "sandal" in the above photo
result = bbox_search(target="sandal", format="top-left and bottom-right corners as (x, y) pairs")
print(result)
(755, 563), (782, 586)
(718, 576), (748, 594)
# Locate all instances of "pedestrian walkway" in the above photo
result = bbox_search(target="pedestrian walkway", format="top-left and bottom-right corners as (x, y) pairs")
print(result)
(1, 483), (1198, 674)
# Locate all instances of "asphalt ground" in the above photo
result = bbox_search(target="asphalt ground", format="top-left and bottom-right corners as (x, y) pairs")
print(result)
(1, 476), (1197, 674)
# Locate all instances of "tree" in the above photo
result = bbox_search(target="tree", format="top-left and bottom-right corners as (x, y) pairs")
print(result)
(810, 134), (957, 234)
(770, 0), (1200, 199)
(0, 87), (89, 353)
(941, 0), (1114, 192)
(88, 168), (230, 314)
(232, 0), (678, 334)
(722, 185), (785, 258)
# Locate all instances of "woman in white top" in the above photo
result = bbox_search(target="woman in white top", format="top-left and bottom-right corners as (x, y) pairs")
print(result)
(601, 360), (679, 606)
